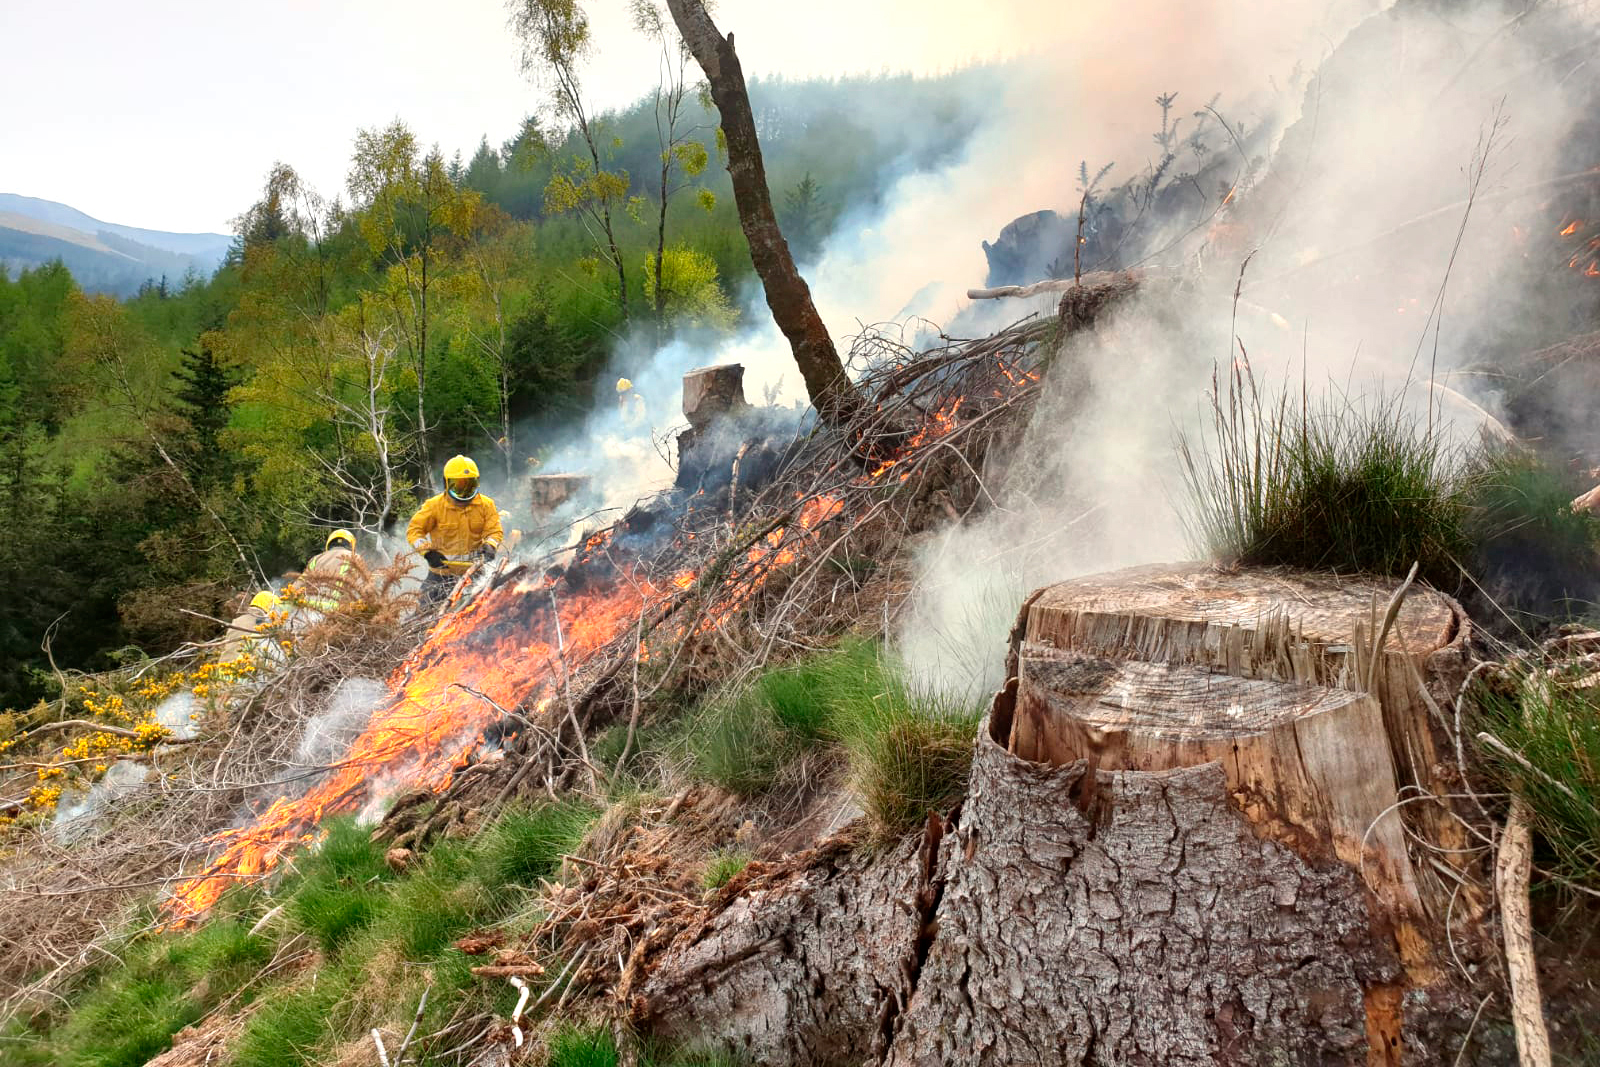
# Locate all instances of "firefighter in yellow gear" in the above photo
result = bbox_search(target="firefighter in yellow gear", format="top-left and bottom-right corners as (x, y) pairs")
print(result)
(301, 529), (371, 613)
(407, 455), (503, 603)
(219, 590), (280, 662)
(616, 377), (647, 427)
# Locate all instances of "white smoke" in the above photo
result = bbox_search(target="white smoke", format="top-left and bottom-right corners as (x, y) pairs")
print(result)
(894, 0), (1600, 696)
(294, 676), (389, 769)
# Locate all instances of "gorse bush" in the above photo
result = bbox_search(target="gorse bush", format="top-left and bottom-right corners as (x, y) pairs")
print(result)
(1178, 367), (1470, 583)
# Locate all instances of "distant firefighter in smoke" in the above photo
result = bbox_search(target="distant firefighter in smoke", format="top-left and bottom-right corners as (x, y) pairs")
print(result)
(406, 455), (504, 606)
(616, 376), (647, 428)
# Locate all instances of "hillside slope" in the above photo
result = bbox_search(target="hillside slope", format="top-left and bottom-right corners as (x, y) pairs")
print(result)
(0, 193), (230, 295)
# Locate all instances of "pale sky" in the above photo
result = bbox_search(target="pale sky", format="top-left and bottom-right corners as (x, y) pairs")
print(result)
(0, 0), (1044, 235)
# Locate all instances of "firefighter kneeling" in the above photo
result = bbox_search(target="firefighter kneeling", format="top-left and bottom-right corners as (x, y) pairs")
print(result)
(407, 455), (503, 606)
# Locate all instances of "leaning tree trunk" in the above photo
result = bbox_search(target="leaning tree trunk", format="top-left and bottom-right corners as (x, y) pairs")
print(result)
(662, 0), (860, 425)
(637, 564), (1486, 1066)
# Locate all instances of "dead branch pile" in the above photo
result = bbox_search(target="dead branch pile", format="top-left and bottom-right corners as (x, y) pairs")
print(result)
(370, 311), (1063, 834)
(0, 291), (1085, 1028)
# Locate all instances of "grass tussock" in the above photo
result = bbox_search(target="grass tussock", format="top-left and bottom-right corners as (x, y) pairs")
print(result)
(1461, 444), (1600, 623)
(680, 639), (983, 840)
(1474, 671), (1600, 888)
(1178, 367), (1469, 583)
(549, 1025), (621, 1067)
(701, 847), (754, 890)
(32, 916), (270, 1067)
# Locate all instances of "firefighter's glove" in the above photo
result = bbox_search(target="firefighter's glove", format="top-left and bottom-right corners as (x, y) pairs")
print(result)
(423, 549), (447, 569)
(480, 543), (498, 560)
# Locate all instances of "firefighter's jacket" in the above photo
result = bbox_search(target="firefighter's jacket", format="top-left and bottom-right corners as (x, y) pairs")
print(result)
(219, 607), (267, 662)
(407, 493), (504, 574)
(302, 548), (372, 611)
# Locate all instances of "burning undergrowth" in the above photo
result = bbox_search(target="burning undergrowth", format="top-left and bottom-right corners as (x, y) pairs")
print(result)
(0, 295), (1066, 1025)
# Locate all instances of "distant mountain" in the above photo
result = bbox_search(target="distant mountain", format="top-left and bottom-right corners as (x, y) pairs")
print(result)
(0, 194), (233, 297)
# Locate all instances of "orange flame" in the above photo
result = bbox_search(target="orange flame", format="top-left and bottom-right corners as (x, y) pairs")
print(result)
(1560, 220), (1582, 237)
(166, 571), (656, 922)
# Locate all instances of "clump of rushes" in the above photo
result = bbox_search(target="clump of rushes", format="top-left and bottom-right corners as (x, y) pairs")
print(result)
(1460, 443), (1600, 622)
(1473, 669), (1600, 888)
(824, 653), (983, 841)
(1178, 366), (1470, 584)
(682, 691), (799, 796)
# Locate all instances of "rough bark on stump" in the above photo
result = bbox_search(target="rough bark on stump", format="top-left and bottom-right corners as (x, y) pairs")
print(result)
(635, 564), (1483, 1066)
(884, 732), (1398, 1067)
(634, 837), (927, 1066)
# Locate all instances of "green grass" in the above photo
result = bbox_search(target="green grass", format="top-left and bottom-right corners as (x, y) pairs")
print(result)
(19, 801), (600, 1067)
(682, 691), (799, 796)
(284, 818), (394, 953)
(821, 652), (984, 840)
(473, 797), (597, 889)
(1178, 370), (1470, 583)
(1474, 673), (1600, 888)
(549, 1025), (621, 1067)
(701, 847), (754, 889)
(47, 918), (272, 1067)
(1461, 444), (1600, 623)
(681, 639), (983, 838)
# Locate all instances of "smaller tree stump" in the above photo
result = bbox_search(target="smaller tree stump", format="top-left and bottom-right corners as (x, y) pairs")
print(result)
(682, 363), (748, 430)
(528, 473), (589, 518)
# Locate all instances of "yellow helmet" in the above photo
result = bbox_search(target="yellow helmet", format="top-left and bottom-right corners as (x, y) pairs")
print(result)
(616, 377), (633, 393)
(249, 591), (279, 613)
(326, 528), (355, 551)
(443, 455), (480, 503)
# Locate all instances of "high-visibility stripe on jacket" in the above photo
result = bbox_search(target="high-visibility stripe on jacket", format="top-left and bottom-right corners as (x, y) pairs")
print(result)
(301, 548), (371, 611)
(406, 493), (503, 573)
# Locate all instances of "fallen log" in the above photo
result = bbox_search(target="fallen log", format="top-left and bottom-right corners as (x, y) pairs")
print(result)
(637, 564), (1487, 1065)
(965, 270), (1135, 301)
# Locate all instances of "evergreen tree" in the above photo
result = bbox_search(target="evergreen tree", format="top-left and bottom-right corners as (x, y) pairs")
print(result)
(782, 173), (827, 261)
(172, 346), (235, 487)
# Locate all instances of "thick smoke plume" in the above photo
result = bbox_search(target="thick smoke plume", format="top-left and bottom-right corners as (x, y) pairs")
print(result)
(901, 0), (1600, 696)
(472, 0), (1600, 702)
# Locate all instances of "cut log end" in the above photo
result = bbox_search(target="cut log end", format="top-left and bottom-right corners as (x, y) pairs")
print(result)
(1005, 563), (1473, 971)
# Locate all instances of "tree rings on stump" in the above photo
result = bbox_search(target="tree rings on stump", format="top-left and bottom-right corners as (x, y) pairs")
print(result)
(1004, 563), (1473, 974)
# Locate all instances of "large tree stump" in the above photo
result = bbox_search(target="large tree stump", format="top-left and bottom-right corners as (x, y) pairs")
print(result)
(637, 564), (1484, 1066)
(1008, 565), (1474, 948)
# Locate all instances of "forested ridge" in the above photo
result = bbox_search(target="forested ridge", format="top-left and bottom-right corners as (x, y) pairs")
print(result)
(0, 68), (995, 713)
